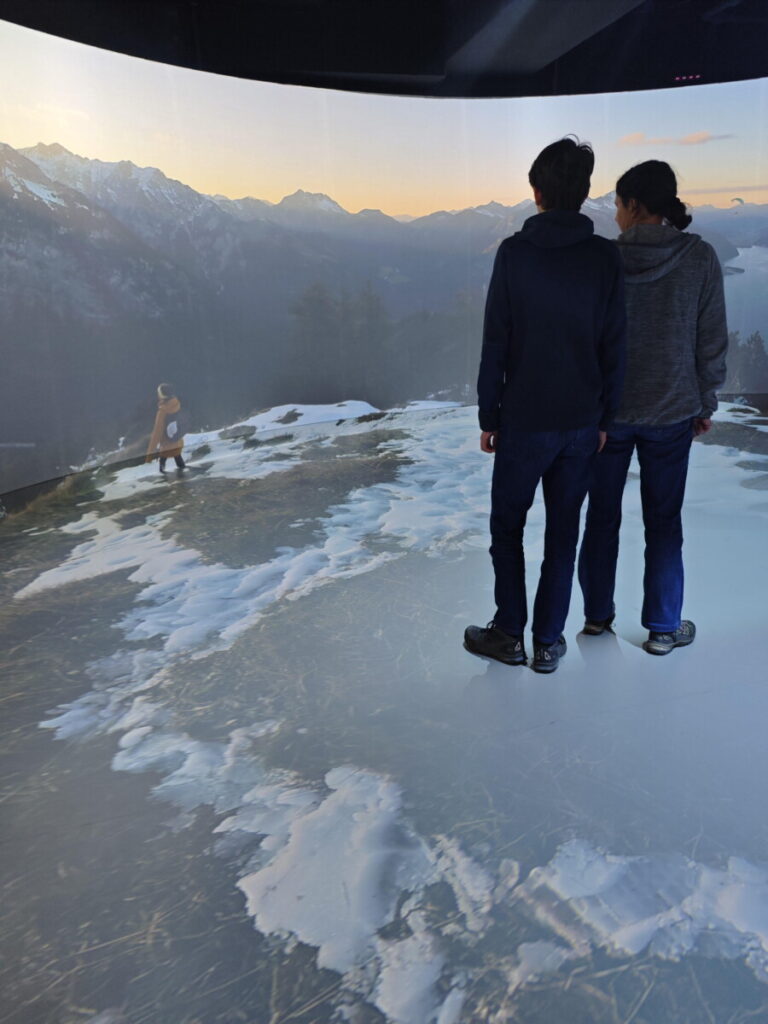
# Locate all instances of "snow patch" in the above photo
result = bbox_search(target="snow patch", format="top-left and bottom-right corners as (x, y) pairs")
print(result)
(374, 912), (446, 1023)
(238, 766), (434, 974)
(19, 480), (406, 635)
(505, 941), (576, 992)
(21, 400), (768, 1020)
(434, 835), (495, 932)
(199, 400), (381, 445)
(23, 178), (65, 207)
(516, 838), (768, 981)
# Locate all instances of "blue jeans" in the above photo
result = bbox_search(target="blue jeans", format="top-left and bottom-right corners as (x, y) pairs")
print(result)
(490, 424), (599, 645)
(578, 419), (693, 632)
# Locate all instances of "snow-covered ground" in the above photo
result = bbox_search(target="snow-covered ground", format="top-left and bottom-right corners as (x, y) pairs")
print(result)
(6, 401), (768, 1023)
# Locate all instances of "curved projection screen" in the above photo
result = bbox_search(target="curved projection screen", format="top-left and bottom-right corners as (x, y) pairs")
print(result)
(1, 19), (768, 497)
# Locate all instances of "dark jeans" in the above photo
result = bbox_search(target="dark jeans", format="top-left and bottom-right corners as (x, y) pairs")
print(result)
(159, 454), (186, 471)
(578, 419), (693, 632)
(490, 424), (599, 645)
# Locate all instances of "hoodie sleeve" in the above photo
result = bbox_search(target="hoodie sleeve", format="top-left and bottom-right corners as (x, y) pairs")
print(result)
(597, 249), (627, 431)
(696, 244), (728, 418)
(477, 242), (512, 432)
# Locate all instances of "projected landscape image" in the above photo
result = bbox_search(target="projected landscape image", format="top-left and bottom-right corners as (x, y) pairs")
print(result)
(3, 18), (768, 1024)
(2, 138), (768, 496)
(2, 20), (768, 495)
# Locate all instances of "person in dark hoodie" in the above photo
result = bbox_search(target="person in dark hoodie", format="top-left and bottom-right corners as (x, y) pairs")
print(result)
(578, 160), (728, 655)
(464, 138), (626, 673)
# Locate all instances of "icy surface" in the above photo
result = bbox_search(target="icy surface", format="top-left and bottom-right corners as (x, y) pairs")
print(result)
(18, 407), (492, 625)
(516, 839), (768, 980)
(237, 766), (434, 973)
(505, 942), (576, 992)
(8, 401), (768, 1022)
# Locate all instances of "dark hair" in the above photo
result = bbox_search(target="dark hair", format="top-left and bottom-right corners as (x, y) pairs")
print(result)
(615, 160), (692, 230)
(158, 382), (175, 398)
(528, 136), (594, 211)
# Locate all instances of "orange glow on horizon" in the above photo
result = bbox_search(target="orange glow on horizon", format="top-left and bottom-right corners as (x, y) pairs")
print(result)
(2, 19), (767, 219)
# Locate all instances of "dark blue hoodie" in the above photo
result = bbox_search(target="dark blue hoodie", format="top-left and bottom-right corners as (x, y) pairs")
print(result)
(477, 210), (626, 432)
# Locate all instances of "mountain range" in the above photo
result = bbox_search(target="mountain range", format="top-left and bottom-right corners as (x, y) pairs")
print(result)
(2, 140), (768, 496)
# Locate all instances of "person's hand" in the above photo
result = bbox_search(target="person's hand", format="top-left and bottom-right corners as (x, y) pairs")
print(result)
(598, 430), (607, 453)
(145, 455), (153, 464)
(480, 431), (498, 453)
(693, 417), (712, 436)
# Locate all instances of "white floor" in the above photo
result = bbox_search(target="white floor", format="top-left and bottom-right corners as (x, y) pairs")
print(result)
(5, 403), (768, 1023)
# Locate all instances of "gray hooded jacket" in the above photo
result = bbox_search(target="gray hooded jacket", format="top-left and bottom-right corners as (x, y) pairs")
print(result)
(615, 224), (728, 424)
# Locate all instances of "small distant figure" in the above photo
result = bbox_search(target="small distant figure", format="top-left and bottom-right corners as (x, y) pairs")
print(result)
(145, 383), (186, 472)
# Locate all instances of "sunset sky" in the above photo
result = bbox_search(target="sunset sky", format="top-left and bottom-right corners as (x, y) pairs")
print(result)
(2, 18), (767, 216)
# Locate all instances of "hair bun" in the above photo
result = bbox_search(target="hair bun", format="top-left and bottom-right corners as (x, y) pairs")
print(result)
(666, 196), (692, 230)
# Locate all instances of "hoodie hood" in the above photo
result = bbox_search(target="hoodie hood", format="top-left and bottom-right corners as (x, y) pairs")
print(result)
(518, 210), (594, 248)
(618, 223), (701, 283)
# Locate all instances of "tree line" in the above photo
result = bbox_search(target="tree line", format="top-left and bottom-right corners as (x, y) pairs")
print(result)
(722, 330), (768, 393)
(283, 281), (482, 409)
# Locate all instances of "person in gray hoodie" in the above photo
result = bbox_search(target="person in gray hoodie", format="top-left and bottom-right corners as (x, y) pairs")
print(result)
(578, 160), (728, 655)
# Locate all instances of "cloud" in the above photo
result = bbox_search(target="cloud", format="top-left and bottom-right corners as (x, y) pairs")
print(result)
(619, 131), (733, 146)
(619, 132), (653, 146)
(679, 131), (733, 145)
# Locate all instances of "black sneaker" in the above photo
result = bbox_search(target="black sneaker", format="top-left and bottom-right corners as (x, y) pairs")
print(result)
(532, 635), (567, 674)
(643, 620), (696, 656)
(583, 612), (615, 636)
(464, 622), (527, 665)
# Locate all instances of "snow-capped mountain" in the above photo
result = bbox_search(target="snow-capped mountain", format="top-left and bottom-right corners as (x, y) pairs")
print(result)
(18, 141), (752, 265)
(277, 189), (347, 215)
(3, 138), (767, 498)
(210, 188), (408, 249)
(20, 142), (274, 281)
(1, 143), (73, 211)
(210, 194), (274, 221)
(0, 143), (196, 320)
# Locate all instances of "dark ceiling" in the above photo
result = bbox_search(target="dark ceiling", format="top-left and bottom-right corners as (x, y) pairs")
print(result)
(1, 0), (767, 97)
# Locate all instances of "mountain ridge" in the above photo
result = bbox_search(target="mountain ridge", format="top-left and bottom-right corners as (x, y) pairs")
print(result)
(2, 138), (767, 497)
(17, 140), (768, 232)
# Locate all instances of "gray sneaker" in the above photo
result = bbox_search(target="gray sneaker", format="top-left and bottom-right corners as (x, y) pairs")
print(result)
(643, 619), (696, 656)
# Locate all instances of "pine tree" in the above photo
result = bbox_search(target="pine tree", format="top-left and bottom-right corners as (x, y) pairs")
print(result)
(288, 282), (341, 401)
(353, 282), (391, 403)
